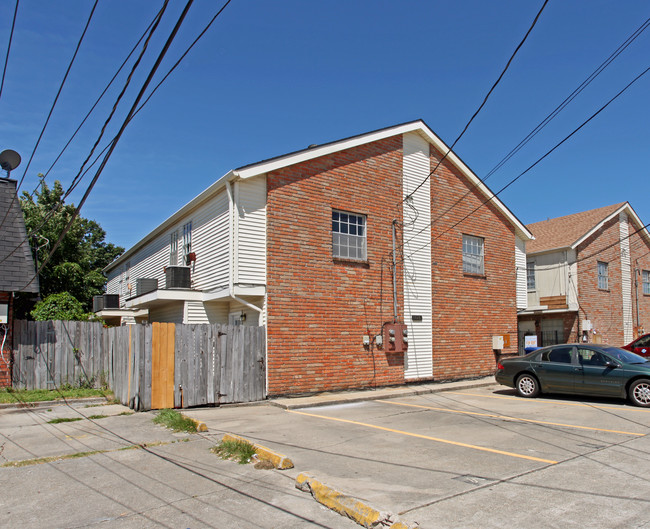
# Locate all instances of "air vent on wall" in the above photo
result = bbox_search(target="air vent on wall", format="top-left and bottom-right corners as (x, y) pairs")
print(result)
(165, 266), (191, 289)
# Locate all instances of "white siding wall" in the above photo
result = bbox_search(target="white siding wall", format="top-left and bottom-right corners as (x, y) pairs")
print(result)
(528, 251), (568, 307)
(567, 250), (579, 310)
(148, 303), (184, 323)
(402, 132), (433, 379)
(515, 236), (527, 310)
(620, 212), (633, 343)
(235, 176), (267, 284)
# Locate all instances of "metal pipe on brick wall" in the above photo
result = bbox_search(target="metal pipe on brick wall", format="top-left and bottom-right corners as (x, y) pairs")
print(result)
(392, 220), (398, 323)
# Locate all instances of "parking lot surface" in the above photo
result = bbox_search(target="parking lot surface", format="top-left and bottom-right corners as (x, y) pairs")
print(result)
(3, 382), (650, 528)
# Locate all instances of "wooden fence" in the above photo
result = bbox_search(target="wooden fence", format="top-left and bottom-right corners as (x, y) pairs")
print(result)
(12, 320), (266, 410)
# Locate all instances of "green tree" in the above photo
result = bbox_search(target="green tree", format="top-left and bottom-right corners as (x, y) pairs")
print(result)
(19, 180), (124, 316)
(30, 292), (90, 321)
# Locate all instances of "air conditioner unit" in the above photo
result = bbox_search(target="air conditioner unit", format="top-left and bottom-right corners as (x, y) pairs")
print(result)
(135, 278), (158, 296)
(103, 294), (120, 309)
(93, 294), (120, 311)
(92, 295), (104, 312)
(165, 266), (191, 289)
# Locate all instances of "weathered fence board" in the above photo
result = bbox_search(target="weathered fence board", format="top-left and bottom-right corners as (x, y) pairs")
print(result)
(12, 321), (266, 410)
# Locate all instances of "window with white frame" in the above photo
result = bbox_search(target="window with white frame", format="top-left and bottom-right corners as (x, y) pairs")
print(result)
(597, 261), (608, 290)
(643, 270), (650, 295)
(332, 210), (366, 261)
(527, 261), (536, 290)
(182, 221), (192, 262)
(169, 231), (178, 265)
(462, 234), (484, 275)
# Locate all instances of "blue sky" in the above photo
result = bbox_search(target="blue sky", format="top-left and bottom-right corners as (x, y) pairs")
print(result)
(1, 0), (648, 250)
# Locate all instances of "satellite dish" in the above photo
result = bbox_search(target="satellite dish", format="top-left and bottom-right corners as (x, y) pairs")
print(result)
(0, 149), (21, 172)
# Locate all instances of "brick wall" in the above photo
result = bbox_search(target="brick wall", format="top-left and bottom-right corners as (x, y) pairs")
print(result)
(429, 145), (518, 380)
(0, 292), (12, 387)
(576, 216), (623, 344)
(265, 135), (521, 395)
(266, 137), (405, 395)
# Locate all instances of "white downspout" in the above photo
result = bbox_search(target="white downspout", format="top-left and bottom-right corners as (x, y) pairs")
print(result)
(226, 179), (263, 316)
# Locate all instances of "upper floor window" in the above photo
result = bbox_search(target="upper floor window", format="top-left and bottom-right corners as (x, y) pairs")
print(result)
(462, 234), (484, 275)
(643, 270), (650, 295)
(182, 221), (192, 261)
(597, 261), (608, 290)
(526, 261), (536, 290)
(170, 231), (178, 265)
(332, 210), (366, 261)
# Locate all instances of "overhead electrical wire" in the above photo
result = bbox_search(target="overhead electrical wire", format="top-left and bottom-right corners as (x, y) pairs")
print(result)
(399, 65), (650, 259)
(0, 0), (98, 237)
(28, 0), (195, 287)
(423, 15), (650, 235)
(0, 0), (235, 271)
(0, 0), (19, 102)
(401, 0), (549, 205)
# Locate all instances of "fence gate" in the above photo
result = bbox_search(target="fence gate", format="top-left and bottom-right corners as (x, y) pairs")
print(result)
(151, 322), (176, 410)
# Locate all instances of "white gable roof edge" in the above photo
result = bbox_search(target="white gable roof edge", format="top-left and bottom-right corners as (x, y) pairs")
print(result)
(571, 202), (650, 249)
(235, 120), (533, 241)
(105, 169), (236, 272)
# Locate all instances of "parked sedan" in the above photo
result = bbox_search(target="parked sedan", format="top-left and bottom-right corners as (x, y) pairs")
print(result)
(495, 344), (650, 407)
(622, 333), (650, 357)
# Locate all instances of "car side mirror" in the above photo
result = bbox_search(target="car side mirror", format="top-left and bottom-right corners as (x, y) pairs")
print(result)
(604, 360), (619, 368)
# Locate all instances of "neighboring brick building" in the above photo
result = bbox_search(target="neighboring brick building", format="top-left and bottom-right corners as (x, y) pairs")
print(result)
(104, 121), (533, 396)
(519, 203), (650, 350)
(0, 177), (39, 387)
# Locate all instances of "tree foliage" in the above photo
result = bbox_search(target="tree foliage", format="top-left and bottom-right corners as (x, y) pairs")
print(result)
(19, 180), (124, 315)
(30, 292), (92, 321)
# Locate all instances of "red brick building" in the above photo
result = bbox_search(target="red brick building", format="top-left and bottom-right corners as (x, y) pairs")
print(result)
(0, 177), (39, 387)
(105, 121), (532, 396)
(519, 203), (650, 349)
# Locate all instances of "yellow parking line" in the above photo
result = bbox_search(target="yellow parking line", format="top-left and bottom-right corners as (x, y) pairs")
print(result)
(287, 409), (558, 464)
(453, 392), (650, 413)
(378, 400), (645, 436)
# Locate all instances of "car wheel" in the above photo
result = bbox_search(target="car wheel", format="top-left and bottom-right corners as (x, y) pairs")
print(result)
(516, 373), (540, 398)
(629, 379), (650, 407)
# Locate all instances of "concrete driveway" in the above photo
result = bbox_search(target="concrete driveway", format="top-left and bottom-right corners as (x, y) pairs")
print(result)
(2, 381), (650, 528)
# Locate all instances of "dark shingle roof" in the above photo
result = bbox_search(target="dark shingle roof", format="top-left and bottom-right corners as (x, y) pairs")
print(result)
(526, 203), (626, 254)
(0, 178), (39, 293)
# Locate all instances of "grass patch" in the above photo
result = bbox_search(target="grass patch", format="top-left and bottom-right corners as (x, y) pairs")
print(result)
(2, 450), (106, 467)
(87, 414), (108, 420)
(152, 409), (198, 433)
(0, 387), (113, 404)
(211, 439), (257, 464)
(47, 417), (82, 424)
(117, 411), (134, 416)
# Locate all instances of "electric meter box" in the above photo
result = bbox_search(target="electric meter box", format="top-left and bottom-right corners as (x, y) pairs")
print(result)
(383, 323), (408, 353)
(0, 303), (8, 324)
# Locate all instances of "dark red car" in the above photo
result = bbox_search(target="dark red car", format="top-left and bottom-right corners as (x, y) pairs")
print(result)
(623, 334), (650, 357)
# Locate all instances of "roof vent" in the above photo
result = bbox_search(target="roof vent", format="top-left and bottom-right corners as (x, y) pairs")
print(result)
(307, 144), (318, 149)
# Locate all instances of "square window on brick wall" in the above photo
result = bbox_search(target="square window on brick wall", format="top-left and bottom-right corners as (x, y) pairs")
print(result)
(332, 210), (366, 261)
(462, 234), (484, 275)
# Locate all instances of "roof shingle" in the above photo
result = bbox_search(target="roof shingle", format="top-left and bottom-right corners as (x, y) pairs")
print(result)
(526, 203), (626, 254)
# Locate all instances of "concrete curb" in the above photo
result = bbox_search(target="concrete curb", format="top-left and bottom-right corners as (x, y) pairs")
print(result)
(295, 473), (417, 529)
(183, 415), (208, 432)
(221, 433), (294, 469)
(269, 379), (496, 410)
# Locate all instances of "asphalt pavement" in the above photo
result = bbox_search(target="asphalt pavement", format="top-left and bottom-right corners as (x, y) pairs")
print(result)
(3, 376), (650, 528)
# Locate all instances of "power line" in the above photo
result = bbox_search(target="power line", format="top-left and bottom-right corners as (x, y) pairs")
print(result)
(0, 0), (234, 272)
(0, 1), (98, 238)
(401, 0), (549, 204)
(0, 0), (19, 102)
(423, 15), (650, 237)
(30, 0), (195, 286)
(400, 65), (650, 259)
(15, 0), (98, 192)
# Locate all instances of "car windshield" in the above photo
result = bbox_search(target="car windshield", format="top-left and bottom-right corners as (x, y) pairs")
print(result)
(601, 346), (649, 364)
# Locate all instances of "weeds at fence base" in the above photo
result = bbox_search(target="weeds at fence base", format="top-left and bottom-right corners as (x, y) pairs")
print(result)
(152, 409), (198, 433)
